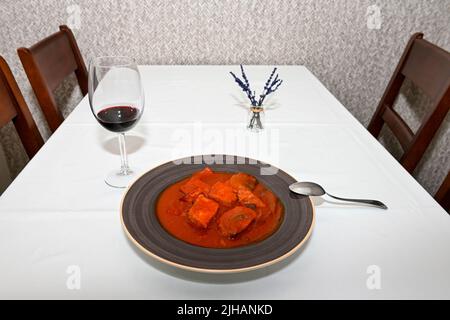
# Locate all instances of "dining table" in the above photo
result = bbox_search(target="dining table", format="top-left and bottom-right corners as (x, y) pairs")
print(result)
(0, 65), (449, 300)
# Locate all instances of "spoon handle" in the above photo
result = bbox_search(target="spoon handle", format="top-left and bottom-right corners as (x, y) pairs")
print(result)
(326, 193), (388, 210)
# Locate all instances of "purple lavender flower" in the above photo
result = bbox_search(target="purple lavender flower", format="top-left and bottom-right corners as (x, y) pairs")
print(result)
(230, 65), (283, 107)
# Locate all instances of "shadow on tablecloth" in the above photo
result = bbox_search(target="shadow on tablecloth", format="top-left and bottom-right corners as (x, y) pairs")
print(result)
(124, 231), (313, 284)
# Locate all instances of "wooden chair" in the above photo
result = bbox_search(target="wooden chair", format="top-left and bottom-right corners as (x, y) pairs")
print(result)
(0, 56), (44, 159)
(435, 171), (449, 213)
(17, 25), (88, 133)
(368, 33), (450, 173)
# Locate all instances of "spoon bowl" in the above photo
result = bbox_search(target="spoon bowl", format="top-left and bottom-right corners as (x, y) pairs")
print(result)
(289, 181), (388, 210)
(289, 181), (326, 196)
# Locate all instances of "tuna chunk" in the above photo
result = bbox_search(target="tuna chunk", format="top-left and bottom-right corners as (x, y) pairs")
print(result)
(253, 184), (277, 221)
(228, 173), (257, 191)
(218, 206), (257, 237)
(180, 177), (210, 202)
(209, 181), (237, 206)
(187, 195), (219, 228)
(237, 188), (266, 208)
(193, 167), (213, 180)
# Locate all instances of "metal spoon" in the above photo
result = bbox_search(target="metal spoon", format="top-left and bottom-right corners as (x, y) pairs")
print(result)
(289, 181), (388, 210)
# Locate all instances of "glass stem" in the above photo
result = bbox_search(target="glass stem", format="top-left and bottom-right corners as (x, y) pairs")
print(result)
(118, 133), (130, 175)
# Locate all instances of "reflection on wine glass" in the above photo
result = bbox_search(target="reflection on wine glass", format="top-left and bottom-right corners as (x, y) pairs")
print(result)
(88, 56), (144, 188)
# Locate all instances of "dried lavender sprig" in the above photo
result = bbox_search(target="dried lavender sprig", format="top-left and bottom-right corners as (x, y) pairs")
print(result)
(230, 71), (257, 106)
(264, 67), (277, 91)
(240, 64), (251, 88)
(258, 70), (283, 106)
(271, 79), (283, 92)
(266, 79), (282, 94)
(258, 82), (282, 106)
(230, 65), (283, 107)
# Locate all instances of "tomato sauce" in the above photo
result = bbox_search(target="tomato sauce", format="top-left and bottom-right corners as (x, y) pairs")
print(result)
(155, 169), (284, 248)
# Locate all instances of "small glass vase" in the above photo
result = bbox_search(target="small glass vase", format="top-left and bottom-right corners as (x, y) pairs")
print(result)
(247, 106), (265, 132)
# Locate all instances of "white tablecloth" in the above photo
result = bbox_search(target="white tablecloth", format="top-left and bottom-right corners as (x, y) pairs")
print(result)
(0, 66), (448, 299)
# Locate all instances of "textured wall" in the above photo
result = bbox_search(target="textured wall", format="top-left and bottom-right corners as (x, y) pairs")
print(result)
(0, 0), (449, 195)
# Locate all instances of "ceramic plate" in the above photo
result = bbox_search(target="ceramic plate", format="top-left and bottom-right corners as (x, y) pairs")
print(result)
(121, 155), (315, 273)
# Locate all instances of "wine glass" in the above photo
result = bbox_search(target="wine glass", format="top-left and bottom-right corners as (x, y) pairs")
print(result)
(88, 56), (144, 188)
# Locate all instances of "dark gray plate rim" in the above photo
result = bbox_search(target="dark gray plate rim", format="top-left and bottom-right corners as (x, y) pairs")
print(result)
(120, 155), (315, 274)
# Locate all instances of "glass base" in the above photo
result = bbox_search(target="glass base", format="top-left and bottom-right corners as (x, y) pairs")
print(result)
(247, 107), (265, 132)
(104, 169), (137, 188)
(247, 125), (264, 133)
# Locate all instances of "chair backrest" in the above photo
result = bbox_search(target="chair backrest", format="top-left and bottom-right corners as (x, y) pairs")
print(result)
(435, 171), (450, 213)
(0, 56), (44, 159)
(368, 33), (450, 173)
(17, 25), (88, 132)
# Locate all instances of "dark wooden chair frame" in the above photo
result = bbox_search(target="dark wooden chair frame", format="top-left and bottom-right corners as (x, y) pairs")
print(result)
(368, 33), (450, 174)
(17, 25), (88, 132)
(0, 56), (44, 159)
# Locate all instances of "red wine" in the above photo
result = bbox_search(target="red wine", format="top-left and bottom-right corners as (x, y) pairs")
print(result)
(96, 106), (140, 132)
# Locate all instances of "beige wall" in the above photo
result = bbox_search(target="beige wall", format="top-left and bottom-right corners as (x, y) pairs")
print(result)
(0, 0), (449, 194)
